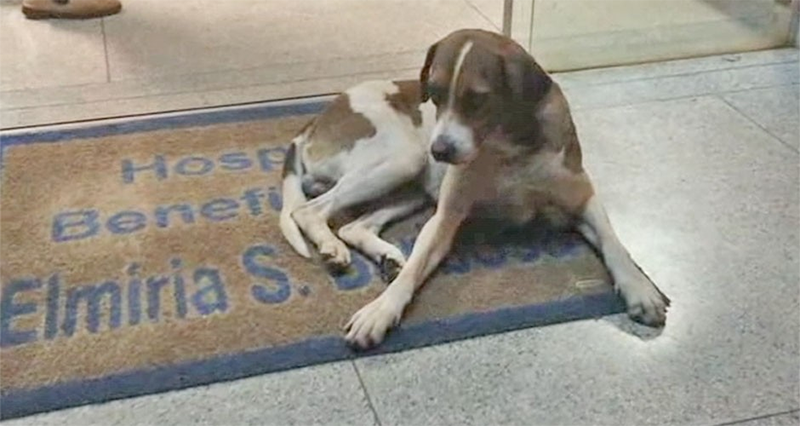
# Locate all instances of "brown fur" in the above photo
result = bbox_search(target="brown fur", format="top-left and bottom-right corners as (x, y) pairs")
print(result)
(304, 93), (376, 162)
(386, 80), (423, 126)
(536, 85), (584, 174)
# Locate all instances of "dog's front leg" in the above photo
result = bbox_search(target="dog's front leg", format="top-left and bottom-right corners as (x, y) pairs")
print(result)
(577, 194), (670, 326)
(344, 168), (473, 349)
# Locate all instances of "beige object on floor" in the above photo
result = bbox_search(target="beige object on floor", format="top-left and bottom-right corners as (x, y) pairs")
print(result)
(22, 0), (121, 20)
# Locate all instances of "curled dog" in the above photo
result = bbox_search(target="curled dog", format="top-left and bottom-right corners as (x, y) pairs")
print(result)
(280, 29), (670, 349)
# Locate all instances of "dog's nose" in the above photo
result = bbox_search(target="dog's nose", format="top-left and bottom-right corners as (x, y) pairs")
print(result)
(431, 137), (456, 162)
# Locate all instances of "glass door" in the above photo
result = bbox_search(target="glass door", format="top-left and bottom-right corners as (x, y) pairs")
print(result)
(505, 0), (798, 71)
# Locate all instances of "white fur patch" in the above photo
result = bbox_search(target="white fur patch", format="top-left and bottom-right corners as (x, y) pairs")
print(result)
(428, 41), (477, 162)
(418, 100), (437, 143)
(305, 80), (427, 182)
(448, 41), (474, 110)
(343, 80), (424, 152)
(345, 80), (400, 123)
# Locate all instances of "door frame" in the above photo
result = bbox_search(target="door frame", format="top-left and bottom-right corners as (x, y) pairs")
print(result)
(502, 0), (534, 51)
(790, 0), (799, 46)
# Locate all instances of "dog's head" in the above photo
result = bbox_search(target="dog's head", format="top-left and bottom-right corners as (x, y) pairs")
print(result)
(420, 29), (552, 164)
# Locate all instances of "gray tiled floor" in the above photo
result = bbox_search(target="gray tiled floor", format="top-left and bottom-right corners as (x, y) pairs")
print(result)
(3, 49), (799, 426)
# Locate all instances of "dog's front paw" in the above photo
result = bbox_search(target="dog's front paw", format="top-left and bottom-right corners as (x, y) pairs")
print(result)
(344, 295), (404, 349)
(320, 239), (351, 270)
(619, 271), (670, 327)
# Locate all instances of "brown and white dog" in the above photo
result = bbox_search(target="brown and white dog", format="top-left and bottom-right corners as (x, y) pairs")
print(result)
(280, 29), (670, 349)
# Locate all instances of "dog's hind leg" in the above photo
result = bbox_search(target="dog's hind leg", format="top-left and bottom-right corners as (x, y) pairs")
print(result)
(338, 195), (427, 282)
(291, 156), (425, 270)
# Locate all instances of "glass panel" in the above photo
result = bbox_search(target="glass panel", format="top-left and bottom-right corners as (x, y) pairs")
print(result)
(522, 0), (796, 71)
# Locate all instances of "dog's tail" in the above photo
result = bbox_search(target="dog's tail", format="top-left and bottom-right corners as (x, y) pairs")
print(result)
(279, 127), (312, 258)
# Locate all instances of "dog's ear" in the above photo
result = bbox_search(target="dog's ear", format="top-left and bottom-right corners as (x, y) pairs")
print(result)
(500, 43), (551, 103)
(420, 42), (438, 102)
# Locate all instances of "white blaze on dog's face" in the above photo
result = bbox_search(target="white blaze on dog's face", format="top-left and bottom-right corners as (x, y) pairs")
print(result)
(428, 40), (478, 164)
(420, 29), (554, 165)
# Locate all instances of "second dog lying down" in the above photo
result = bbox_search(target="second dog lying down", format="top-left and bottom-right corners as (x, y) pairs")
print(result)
(280, 29), (669, 349)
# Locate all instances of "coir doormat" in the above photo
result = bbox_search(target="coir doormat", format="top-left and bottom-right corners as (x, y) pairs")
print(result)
(0, 100), (624, 419)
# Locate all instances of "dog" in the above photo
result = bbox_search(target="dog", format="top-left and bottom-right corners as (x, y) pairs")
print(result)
(280, 29), (670, 349)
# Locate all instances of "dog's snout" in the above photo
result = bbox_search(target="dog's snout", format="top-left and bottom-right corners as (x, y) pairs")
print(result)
(431, 137), (456, 162)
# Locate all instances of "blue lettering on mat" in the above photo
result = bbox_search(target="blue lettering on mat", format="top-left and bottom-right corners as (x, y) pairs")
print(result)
(49, 187), (280, 244)
(267, 187), (282, 211)
(0, 279), (42, 348)
(241, 188), (266, 216)
(146, 276), (170, 322)
(170, 258), (189, 319)
(219, 152), (253, 171)
(256, 147), (286, 172)
(127, 264), (142, 326)
(333, 252), (373, 291)
(44, 274), (60, 340)
(155, 204), (196, 228)
(121, 155), (167, 184)
(106, 211), (147, 235)
(175, 156), (214, 176)
(243, 245), (292, 304)
(144, 267), (188, 322)
(52, 210), (100, 242)
(200, 198), (239, 222)
(120, 151), (290, 185)
(191, 268), (229, 315)
(62, 281), (122, 337)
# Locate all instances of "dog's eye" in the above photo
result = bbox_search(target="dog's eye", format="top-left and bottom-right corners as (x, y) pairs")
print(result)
(463, 91), (488, 114)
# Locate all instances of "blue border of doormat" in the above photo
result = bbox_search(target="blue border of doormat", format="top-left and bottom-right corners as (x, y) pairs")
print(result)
(0, 100), (626, 420)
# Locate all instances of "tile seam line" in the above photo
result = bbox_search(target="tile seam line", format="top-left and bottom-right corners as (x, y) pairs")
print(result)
(101, 18), (111, 83)
(0, 83), (800, 133)
(569, 82), (800, 110)
(0, 49), (429, 95)
(0, 89), (778, 134)
(715, 408), (800, 426)
(351, 361), (383, 426)
(716, 95), (800, 154)
(4, 79), (797, 119)
(559, 58), (799, 88)
(2, 53), (795, 101)
(464, 0), (501, 31)
(2, 84), (797, 132)
(0, 67), (421, 112)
